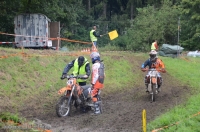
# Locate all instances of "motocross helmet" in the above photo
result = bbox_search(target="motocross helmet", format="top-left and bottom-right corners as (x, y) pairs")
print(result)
(149, 50), (157, 62)
(92, 56), (100, 64)
(78, 56), (85, 66)
(90, 51), (100, 58)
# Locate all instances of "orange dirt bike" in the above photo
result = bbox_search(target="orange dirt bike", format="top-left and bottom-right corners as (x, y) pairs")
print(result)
(56, 74), (102, 117)
(142, 68), (166, 102)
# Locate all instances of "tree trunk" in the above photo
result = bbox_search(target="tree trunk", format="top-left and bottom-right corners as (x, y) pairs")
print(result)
(103, 2), (107, 19)
(88, 0), (91, 11)
(130, 1), (133, 20)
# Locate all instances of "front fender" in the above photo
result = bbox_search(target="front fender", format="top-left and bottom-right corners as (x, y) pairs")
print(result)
(151, 77), (157, 84)
(58, 86), (71, 95)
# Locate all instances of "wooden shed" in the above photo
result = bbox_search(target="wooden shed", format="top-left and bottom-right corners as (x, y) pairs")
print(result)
(14, 13), (60, 49)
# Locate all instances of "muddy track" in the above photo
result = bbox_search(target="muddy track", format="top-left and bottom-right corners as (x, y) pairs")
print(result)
(23, 53), (190, 132)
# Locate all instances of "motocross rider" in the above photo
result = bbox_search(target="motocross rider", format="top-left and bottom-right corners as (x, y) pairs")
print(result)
(61, 56), (91, 112)
(61, 56), (91, 86)
(141, 50), (166, 92)
(90, 52), (105, 115)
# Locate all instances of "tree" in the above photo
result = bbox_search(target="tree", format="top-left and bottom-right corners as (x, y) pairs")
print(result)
(179, 0), (200, 50)
(116, 0), (180, 51)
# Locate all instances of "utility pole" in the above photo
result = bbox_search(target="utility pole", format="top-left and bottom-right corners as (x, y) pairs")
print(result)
(177, 17), (180, 57)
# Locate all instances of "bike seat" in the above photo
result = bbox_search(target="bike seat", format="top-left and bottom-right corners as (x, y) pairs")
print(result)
(81, 84), (91, 90)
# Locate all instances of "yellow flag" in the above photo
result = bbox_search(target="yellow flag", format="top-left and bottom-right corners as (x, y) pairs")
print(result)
(108, 30), (118, 40)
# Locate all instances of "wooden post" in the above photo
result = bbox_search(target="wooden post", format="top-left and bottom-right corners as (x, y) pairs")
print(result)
(57, 37), (60, 50)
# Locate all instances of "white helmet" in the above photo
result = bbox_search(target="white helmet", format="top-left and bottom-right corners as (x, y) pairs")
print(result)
(90, 51), (101, 64)
(149, 50), (157, 55)
(149, 50), (157, 62)
(90, 51), (100, 58)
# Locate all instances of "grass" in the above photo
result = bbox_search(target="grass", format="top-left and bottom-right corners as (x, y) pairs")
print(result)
(148, 56), (200, 132)
(1, 47), (200, 132)
(0, 47), (139, 120)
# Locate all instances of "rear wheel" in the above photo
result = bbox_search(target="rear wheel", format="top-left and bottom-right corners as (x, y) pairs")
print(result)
(56, 96), (72, 117)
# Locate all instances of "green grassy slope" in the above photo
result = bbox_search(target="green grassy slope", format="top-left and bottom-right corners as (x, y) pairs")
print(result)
(148, 56), (200, 132)
(1, 47), (200, 132)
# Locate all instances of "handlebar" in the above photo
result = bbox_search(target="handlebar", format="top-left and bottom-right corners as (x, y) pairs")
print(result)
(141, 68), (166, 73)
(63, 74), (89, 79)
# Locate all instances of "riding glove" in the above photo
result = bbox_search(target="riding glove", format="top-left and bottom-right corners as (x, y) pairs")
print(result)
(61, 74), (66, 80)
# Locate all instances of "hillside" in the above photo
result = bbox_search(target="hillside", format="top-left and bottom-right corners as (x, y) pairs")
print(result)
(0, 48), (191, 132)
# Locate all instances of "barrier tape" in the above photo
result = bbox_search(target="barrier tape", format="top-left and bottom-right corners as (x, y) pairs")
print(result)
(0, 32), (92, 44)
(0, 42), (17, 44)
(60, 38), (92, 44)
(152, 111), (200, 132)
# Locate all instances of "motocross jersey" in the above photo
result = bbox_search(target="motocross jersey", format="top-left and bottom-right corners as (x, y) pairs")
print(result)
(91, 62), (104, 89)
(141, 58), (165, 72)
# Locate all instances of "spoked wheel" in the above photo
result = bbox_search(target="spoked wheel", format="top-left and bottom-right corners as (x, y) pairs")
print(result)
(151, 84), (156, 102)
(56, 96), (72, 117)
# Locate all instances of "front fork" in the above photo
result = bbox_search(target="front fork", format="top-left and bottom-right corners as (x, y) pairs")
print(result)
(67, 85), (75, 106)
(148, 77), (158, 92)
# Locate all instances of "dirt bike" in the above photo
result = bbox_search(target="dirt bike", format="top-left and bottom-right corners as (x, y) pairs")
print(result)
(142, 68), (165, 102)
(56, 74), (102, 117)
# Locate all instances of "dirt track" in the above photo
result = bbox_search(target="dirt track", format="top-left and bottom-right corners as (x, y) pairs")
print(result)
(4, 51), (189, 132)
(23, 53), (189, 132)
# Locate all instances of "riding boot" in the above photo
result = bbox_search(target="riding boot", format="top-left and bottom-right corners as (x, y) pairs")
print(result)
(91, 102), (101, 115)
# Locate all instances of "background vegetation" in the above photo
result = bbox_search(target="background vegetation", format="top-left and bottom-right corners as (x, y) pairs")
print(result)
(0, 0), (200, 51)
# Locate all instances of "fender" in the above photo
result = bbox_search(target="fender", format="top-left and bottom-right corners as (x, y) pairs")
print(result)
(151, 77), (157, 84)
(58, 86), (72, 95)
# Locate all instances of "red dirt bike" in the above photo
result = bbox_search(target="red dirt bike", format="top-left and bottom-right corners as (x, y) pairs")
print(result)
(142, 68), (166, 102)
(56, 74), (102, 117)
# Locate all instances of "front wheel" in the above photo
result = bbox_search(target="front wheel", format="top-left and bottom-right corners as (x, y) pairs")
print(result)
(151, 84), (156, 102)
(56, 96), (72, 117)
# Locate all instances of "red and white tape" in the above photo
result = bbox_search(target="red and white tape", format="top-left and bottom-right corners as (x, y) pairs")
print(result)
(0, 42), (17, 44)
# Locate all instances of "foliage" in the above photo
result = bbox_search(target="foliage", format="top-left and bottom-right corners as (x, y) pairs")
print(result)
(118, 0), (180, 51)
(0, 112), (21, 124)
(179, 0), (200, 50)
(0, 0), (200, 50)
